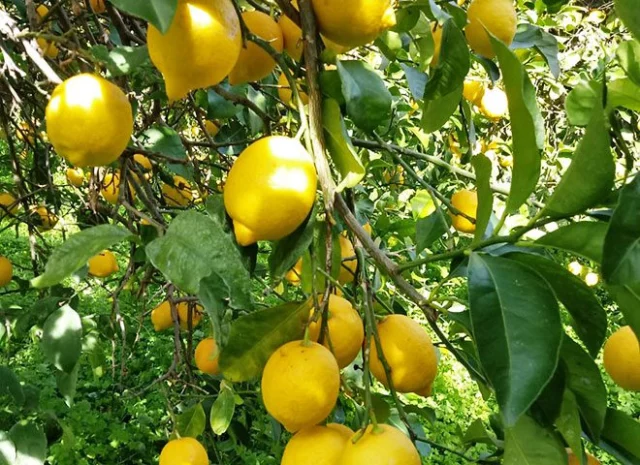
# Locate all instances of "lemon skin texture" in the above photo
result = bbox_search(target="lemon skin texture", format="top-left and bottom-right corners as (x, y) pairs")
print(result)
(339, 424), (421, 465)
(465, 0), (517, 58)
(281, 425), (351, 465)
(46, 74), (133, 168)
(159, 437), (208, 465)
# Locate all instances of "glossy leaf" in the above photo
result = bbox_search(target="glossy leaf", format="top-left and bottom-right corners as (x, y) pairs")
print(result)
(218, 300), (311, 382)
(210, 383), (235, 435)
(504, 415), (567, 464)
(41, 305), (83, 374)
(109, 0), (178, 34)
(269, 208), (315, 279)
(0, 432), (16, 465)
(556, 390), (583, 461)
(601, 408), (640, 459)
(609, 78), (640, 111)
(534, 222), (607, 263)
(471, 154), (493, 244)
(31, 225), (132, 288)
(0, 367), (24, 406)
(421, 86), (462, 133)
(205, 86), (243, 119)
(423, 19), (469, 100)
(90, 45), (150, 77)
(615, 0), (640, 42)
(139, 125), (188, 177)
(8, 422), (46, 465)
(511, 23), (560, 78)
(176, 403), (206, 438)
(468, 254), (562, 426)
(616, 40), (640, 86)
(416, 209), (449, 253)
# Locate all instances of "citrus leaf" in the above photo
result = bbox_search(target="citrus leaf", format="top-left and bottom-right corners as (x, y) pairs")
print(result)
(41, 305), (83, 374)
(56, 363), (79, 407)
(90, 45), (150, 77)
(210, 383), (235, 435)
(421, 85), (462, 133)
(8, 422), (46, 465)
(0, 431), (16, 465)
(468, 253), (562, 426)
(471, 154), (493, 244)
(606, 283), (640, 341)
(463, 419), (498, 446)
(504, 415), (567, 464)
(176, 403), (206, 439)
(489, 35), (544, 215)
(556, 390), (584, 462)
(0, 367), (24, 407)
(423, 19), (469, 100)
(511, 23), (560, 78)
(615, 0), (640, 42)
(269, 208), (316, 279)
(534, 222), (607, 263)
(601, 408), (640, 460)
(416, 209), (449, 253)
(139, 125), (189, 178)
(109, 0), (178, 34)
(608, 78), (640, 111)
(218, 300), (312, 382)
(400, 64), (428, 101)
(565, 80), (600, 126)
(31, 225), (133, 288)
(616, 40), (640, 86)
(205, 86), (243, 119)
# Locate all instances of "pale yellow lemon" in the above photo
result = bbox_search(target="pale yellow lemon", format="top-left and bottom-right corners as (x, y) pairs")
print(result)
(450, 189), (477, 233)
(465, 0), (517, 58)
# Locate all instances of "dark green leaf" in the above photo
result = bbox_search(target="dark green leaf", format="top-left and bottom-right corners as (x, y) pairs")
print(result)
(0, 367), (24, 406)
(392, 6), (421, 33)
(534, 222), (607, 263)
(463, 419), (498, 446)
(269, 208), (315, 279)
(423, 19), (469, 100)
(615, 0), (640, 42)
(319, 70), (345, 105)
(468, 254), (562, 426)
(471, 154), (493, 244)
(90, 45), (150, 77)
(0, 431), (16, 465)
(565, 80), (600, 126)
(535, 368), (566, 425)
(601, 408), (640, 460)
(609, 78), (640, 111)
(400, 64), (428, 101)
(8, 422), (46, 465)
(416, 209), (449, 253)
(139, 125), (188, 176)
(31, 225), (132, 288)
(556, 390), (584, 461)
(206, 86), (243, 120)
(504, 415), (567, 464)
(616, 40), (640, 86)
(210, 383), (235, 435)
(109, 0), (177, 34)
(41, 305), (83, 374)
(56, 363), (79, 407)
(421, 86), (462, 133)
(218, 300), (311, 382)
(198, 274), (226, 347)
(511, 24), (560, 78)
(606, 283), (640, 345)
(176, 403), (206, 439)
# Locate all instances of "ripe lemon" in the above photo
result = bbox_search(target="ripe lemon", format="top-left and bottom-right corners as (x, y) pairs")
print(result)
(151, 300), (203, 331)
(279, 12), (303, 61)
(101, 172), (135, 205)
(36, 4), (49, 19)
(195, 337), (220, 375)
(568, 451), (600, 465)
(132, 154), (153, 175)
(603, 326), (640, 391)
(277, 72), (309, 106)
(310, 0), (396, 48)
(159, 437), (208, 465)
(285, 257), (303, 285)
(0, 193), (19, 216)
(37, 38), (59, 59)
(338, 234), (357, 284)
(308, 294), (364, 368)
(46, 74), (133, 167)
(327, 423), (354, 438)
(463, 79), (485, 105)
(430, 23), (443, 67)
(480, 87), (508, 120)
(282, 425), (351, 465)
(363, 222), (373, 236)
(339, 424), (421, 465)
(261, 340), (340, 432)
(450, 189), (477, 233)
(162, 175), (194, 207)
(204, 121), (219, 137)
(322, 36), (352, 55)
(228, 11), (284, 85)
(89, 0), (106, 13)
(31, 206), (58, 231)
(66, 167), (85, 187)
(147, 0), (242, 101)
(88, 250), (119, 278)
(0, 256), (13, 287)
(465, 0), (517, 58)
(224, 136), (317, 246)
(370, 314), (438, 395)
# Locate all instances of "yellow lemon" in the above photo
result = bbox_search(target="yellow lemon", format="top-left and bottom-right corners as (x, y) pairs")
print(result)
(0, 193), (19, 216)
(480, 87), (508, 119)
(261, 340), (340, 432)
(603, 326), (640, 391)
(101, 172), (135, 205)
(87, 250), (119, 278)
(277, 72), (309, 106)
(463, 79), (485, 105)
(46, 74), (132, 167)
(279, 12), (303, 61)
(89, 0), (106, 13)
(568, 451), (601, 465)
(66, 167), (85, 187)
(151, 300), (203, 331)
(327, 423), (354, 438)
(369, 314), (438, 395)
(0, 256), (13, 287)
(430, 23), (443, 67)
(31, 206), (58, 231)
(228, 11), (284, 85)
(465, 0), (517, 58)
(308, 294), (364, 368)
(36, 4), (49, 20)
(161, 175), (194, 207)
(362, 222), (373, 236)
(177, 302), (203, 330)
(323, 36), (352, 55)
(204, 120), (219, 137)
(147, 0), (242, 101)
(310, 0), (396, 48)
(338, 234), (357, 284)
(132, 154), (153, 175)
(37, 38), (59, 59)
(159, 437), (208, 465)
(339, 424), (421, 465)
(285, 257), (303, 285)
(224, 136), (317, 246)
(195, 337), (220, 375)
(450, 189), (477, 233)
(282, 425), (351, 465)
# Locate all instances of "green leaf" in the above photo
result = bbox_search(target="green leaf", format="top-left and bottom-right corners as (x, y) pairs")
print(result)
(463, 419), (498, 446)
(504, 415), (567, 464)
(139, 125), (188, 177)
(534, 222), (607, 263)
(421, 86), (462, 133)
(416, 209), (449, 253)
(210, 383), (235, 435)
(616, 40), (640, 86)
(176, 403), (206, 439)
(560, 336), (607, 441)
(146, 212), (252, 308)
(56, 363), (79, 408)
(615, 0), (640, 42)
(608, 78), (640, 111)
(0, 431), (16, 465)
(511, 23), (560, 78)
(400, 64), (428, 101)
(471, 154), (493, 244)
(31, 225), (132, 288)
(218, 300), (311, 382)
(489, 35), (544, 215)
(8, 422), (46, 465)
(601, 408), (640, 459)
(605, 283), (640, 342)
(109, 0), (178, 34)
(206, 86), (243, 119)
(322, 99), (366, 191)
(565, 80), (600, 127)
(468, 254), (562, 426)
(41, 305), (83, 374)
(507, 253), (607, 357)
(90, 45), (150, 77)
(269, 208), (315, 279)
(337, 60), (392, 132)
(0, 367), (24, 406)
(556, 390), (584, 462)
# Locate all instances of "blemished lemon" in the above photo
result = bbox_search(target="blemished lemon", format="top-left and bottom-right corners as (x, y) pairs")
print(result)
(310, 0), (396, 48)
(87, 250), (119, 278)
(339, 424), (421, 465)
(46, 74), (133, 167)
(465, 0), (517, 58)
(338, 234), (357, 284)
(282, 425), (352, 465)
(369, 314), (438, 395)
(66, 167), (85, 187)
(463, 79), (485, 105)
(89, 0), (106, 13)
(147, 0), (242, 101)
(480, 87), (508, 119)
(31, 206), (58, 231)
(278, 72), (309, 106)
(308, 294), (364, 368)
(603, 326), (640, 391)
(159, 437), (208, 465)
(430, 23), (443, 67)
(228, 11), (284, 85)
(224, 136), (317, 246)
(285, 257), (304, 285)
(0, 256), (13, 287)
(151, 300), (203, 331)
(450, 189), (478, 233)
(195, 337), (220, 375)
(0, 193), (19, 216)
(162, 175), (194, 207)
(279, 12), (303, 61)
(261, 340), (340, 432)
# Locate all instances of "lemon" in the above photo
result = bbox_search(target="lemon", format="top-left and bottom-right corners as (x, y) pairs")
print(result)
(36, 4), (49, 19)
(450, 189), (477, 233)
(147, 0), (242, 101)
(37, 38), (59, 59)
(322, 36), (352, 55)
(162, 175), (194, 207)
(568, 451), (600, 465)
(463, 79), (485, 105)
(603, 326), (640, 391)
(132, 154), (153, 174)
(465, 0), (517, 58)
(370, 314), (438, 395)
(204, 121), (219, 137)
(430, 23), (443, 67)
(338, 234), (357, 284)
(261, 340), (340, 432)
(480, 87), (508, 119)
(278, 72), (309, 107)
(0, 256), (13, 287)
(159, 437), (208, 465)
(195, 337), (220, 375)
(311, 0), (396, 48)
(224, 136), (317, 246)
(0, 193), (19, 216)
(87, 250), (119, 278)
(31, 206), (58, 231)
(151, 300), (203, 331)
(279, 12), (303, 61)
(89, 0), (106, 13)
(101, 172), (134, 205)
(327, 423), (354, 438)
(308, 294), (364, 368)
(46, 74), (132, 167)
(285, 257), (303, 285)
(339, 424), (421, 465)
(66, 167), (85, 187)
(282, 425), (351, 465)
(229, 11), (284, 85)
(363, 222), (373, 236)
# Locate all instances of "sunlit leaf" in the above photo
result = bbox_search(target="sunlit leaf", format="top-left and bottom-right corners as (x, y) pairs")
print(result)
(615, 0), (640, 42)
(534, 222), (607, 263)
(504, 415), (567, 464)
(176, 403), (206, 438)
(41, 305), (83, 374)
(8, 422), (46, 465)
(109, 0), (178, 34)
(210, 383), (235, 435)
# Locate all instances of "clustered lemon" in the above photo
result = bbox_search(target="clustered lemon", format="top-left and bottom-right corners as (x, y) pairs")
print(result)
(151, 300), (203, 331)
(278, 72), (309, 106)
(480, 87), (509, 119)
(87, 250), (119, 278)
(30, 205), (58, 231)
(66, 167), (85, 187)
(603, 326), (640, 391)
(0, 193), (19, 217)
